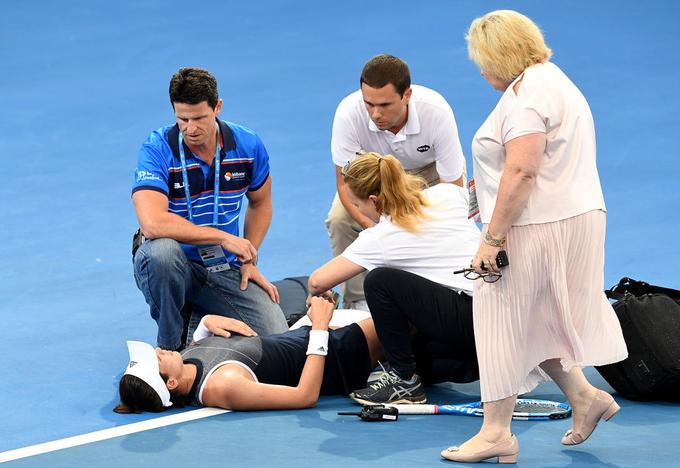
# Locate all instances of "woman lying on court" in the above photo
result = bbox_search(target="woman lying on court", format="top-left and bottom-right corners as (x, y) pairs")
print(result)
(114, 297), (384, 412)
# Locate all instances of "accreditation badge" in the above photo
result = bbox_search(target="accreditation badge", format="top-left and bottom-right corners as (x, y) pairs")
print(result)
(197, 245), (231, 273)
(468, 178), (481, 222)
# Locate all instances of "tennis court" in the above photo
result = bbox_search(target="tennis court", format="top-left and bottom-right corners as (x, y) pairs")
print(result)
(1, 0), (679, 466)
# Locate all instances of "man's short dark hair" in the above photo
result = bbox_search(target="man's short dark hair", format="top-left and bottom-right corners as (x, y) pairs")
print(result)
(169, 67), (219, 109)
(360, 54), (411, 96)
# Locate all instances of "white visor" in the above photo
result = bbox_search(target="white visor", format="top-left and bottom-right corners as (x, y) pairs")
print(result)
(124, 341), (172, 408)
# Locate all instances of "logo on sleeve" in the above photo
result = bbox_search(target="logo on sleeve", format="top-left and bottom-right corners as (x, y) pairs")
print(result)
(417, 145), (431, 153)
(136, 170), (162, 182)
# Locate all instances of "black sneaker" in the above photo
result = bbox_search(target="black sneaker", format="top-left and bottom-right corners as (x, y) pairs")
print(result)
(350, 371), (426, 405)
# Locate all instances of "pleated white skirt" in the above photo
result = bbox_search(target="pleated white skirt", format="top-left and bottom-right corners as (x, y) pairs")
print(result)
(473, 210), (628, 402)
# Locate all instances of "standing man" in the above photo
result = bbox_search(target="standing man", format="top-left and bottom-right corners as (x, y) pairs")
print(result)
(326, 54), (467, 309)
(132, 67), (288, 351)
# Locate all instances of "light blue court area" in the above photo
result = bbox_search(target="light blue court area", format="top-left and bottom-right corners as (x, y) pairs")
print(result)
(1, 0), (679, 466)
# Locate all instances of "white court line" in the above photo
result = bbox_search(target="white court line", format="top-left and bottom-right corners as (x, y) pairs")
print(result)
(0, 407), (230, 463)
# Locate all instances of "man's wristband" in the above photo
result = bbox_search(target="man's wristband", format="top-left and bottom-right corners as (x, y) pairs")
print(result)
(306, 330), (329, 356)
(483, 230), (506, 247)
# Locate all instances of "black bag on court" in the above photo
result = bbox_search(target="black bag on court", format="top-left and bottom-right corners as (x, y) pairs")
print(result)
(273, 276), (340, 327)
(272, 276), (310, 326)
(596, 277), (680, 401)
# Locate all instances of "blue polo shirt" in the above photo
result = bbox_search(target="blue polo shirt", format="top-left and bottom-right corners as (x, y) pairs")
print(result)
(132, 119), (270, 265)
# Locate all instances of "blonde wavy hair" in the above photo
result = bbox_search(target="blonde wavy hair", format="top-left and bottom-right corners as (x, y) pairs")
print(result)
(466, 10), (553, 83)
(343, 152), (428, 232)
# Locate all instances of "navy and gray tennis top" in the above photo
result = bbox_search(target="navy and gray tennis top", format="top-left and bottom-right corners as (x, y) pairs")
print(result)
(180, 324), (372, 406)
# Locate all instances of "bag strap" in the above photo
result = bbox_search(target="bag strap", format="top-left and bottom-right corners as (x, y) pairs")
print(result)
(283, 276), (309, 295)
(606, 277), (680, 300)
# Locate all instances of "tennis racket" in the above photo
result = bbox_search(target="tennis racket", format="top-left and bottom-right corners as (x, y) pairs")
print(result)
(387, 398), (571, 421)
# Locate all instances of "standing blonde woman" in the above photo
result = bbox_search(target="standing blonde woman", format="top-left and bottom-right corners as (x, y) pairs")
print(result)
(440, 10), (628, 463)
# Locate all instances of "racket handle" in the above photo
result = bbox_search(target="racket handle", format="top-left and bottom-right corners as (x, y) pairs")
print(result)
(388, 404), (437, 415)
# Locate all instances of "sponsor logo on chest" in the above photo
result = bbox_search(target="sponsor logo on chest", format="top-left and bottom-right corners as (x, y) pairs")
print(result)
(417, 145), (431, 153)
(224, 171), (246, 181)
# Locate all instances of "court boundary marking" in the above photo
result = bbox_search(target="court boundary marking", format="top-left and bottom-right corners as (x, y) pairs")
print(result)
(0, 407), (229, 463)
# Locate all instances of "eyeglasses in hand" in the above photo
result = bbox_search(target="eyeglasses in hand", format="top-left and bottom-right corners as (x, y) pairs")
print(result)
(453, 268), (502, 283)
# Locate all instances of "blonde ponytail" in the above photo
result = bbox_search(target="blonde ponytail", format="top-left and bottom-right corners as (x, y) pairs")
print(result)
(343, 153), (428, 232)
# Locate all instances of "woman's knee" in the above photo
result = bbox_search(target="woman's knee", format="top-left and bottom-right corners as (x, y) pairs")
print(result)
(364, 267), (400, 293)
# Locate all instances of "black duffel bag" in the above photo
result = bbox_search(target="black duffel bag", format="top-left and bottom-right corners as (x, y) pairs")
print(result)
(272, 276), (310, 326)
(273, 276), (340, 327)
(596, 277), (680, 401)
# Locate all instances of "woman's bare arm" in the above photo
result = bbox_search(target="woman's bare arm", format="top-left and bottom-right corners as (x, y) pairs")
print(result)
(201, 297), (335, 410)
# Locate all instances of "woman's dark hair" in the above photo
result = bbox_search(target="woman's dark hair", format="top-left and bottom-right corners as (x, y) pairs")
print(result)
(114, 374), (164, 413)
(114, 374), (191, 414)
(360, 54), (411, 96)
(168, 67), (219, 109)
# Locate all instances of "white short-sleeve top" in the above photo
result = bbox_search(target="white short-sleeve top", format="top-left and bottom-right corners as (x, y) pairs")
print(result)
(341, 184), (480, 294)
(472, 62), (606, 225)
(331, 85), (466, 182)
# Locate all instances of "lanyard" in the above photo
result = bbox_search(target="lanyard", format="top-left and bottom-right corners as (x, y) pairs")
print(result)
(178, 124), (221, 226)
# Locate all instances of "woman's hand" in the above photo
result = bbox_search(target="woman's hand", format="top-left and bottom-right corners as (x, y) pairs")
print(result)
(306, 291), (335, 309)
(471, 241), (503, 275)
(307, 296), (334, 330)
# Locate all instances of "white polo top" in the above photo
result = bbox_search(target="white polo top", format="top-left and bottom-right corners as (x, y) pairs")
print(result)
(331, 85), (466, 182)
(472, 62), (606, 225)
(341, 184), (480, 294)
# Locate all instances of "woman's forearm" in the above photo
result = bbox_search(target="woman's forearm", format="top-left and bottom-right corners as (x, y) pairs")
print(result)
(487, 133), (546, 239)
(488, 170), (536, 239)
(294, 355), (326, 407)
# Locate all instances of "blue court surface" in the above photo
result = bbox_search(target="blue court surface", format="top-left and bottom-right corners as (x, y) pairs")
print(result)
(1, 0), (679, 466)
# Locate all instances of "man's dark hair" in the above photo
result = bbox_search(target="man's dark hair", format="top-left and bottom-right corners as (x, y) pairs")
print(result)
(360, 54), (411, 96)
(168, 67), (219, 109)
(114, 374), (190, 414)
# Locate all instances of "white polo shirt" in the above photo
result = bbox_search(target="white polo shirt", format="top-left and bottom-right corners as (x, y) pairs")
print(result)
(331, 85), (466, 182)
(472, 62), (606, 225)
(341, 184), (480, 294)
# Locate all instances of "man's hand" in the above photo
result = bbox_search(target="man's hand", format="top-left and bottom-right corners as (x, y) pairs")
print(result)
(203, 315), (257, 338)
(239, 263), (280, 303)
(307, 296), (334, 330)
(221, 234), (258, 265)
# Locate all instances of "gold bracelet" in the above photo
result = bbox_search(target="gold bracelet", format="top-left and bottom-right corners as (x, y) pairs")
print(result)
(484, 230), (506, 247)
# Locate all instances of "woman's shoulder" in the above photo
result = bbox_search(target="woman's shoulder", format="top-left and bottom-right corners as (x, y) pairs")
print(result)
(518, 62), (570, 98)
(200, 364), (253, 409)
(501, 62), (568, 119)
(425, 182), (467, 199)
(424, 184), (469, 210)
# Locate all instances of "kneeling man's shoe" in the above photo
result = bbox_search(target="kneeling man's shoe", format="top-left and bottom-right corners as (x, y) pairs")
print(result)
(350, 371), (426, 405)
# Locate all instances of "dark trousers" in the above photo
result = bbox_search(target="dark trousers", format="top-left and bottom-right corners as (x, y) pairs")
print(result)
(364, 267), (479, 384)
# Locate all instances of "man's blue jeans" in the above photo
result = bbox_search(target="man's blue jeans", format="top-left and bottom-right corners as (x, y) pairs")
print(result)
(133, 238), (288, 349)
